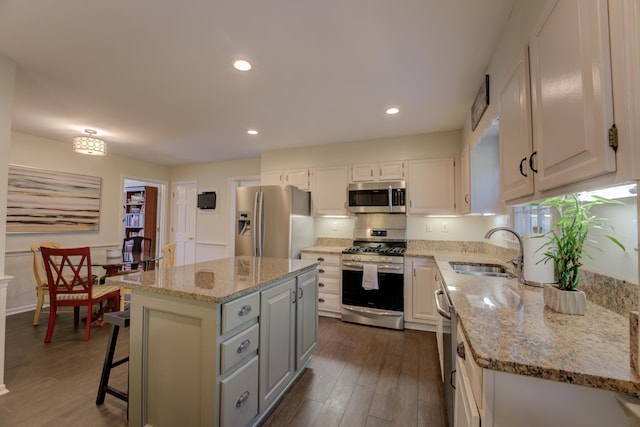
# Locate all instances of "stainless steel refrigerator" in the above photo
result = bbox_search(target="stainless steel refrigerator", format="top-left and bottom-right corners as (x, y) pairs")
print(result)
(235, 185), (315, 258)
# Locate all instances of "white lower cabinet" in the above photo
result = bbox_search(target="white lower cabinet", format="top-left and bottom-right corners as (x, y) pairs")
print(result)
(454, 323), (629, 427)
(404, 257), (438, 328)
(301, 251), (342, 317)
(454, 324), (481, 427)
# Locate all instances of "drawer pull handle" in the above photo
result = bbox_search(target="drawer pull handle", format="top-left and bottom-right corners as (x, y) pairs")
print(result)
(237, 339), (251, 354)
(317, 257), (325, 262)
(319, 282), (325, 287)
(318, 298), (325, 303)
(457, 341), (466, 360)
(238, 304), (252, 317)
(318, 268), (325, 274)
(236, 391), (250, 408)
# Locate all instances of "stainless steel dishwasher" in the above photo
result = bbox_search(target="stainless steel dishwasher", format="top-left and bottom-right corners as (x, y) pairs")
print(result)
(435, 272), (455, 426)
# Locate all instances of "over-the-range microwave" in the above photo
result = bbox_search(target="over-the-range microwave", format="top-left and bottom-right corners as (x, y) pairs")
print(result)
(347, 181), (406, 213)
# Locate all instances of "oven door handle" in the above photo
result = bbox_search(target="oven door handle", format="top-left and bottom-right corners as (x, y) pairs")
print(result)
(342, 262), (403, 271)
(435, 289), (452, 320)
(343, 305), (401, 317)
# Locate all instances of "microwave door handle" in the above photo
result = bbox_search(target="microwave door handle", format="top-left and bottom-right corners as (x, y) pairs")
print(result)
(388, 186), (392, 211)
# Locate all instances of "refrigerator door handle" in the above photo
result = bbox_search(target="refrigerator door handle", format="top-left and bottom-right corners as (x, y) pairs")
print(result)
(257, 191), (265, 257)
(253, 191), (259, 256)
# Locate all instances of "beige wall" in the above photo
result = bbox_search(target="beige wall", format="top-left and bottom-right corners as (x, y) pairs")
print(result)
(170, 157), (261, 260)
(261, 131), (461, 171)
(5, 131), (170, 312)
(0, 57), (16, 275)
(461, 0), (551, 150)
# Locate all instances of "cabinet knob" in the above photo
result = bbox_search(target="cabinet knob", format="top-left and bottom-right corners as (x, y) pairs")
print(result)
(319, 282), (325, 287)
(317, 257), (325, 262)
(235, 391), (250, 408)
(238, 304), (252, 317)
(457, 341), (466, 360)
(318, 298), (326, 303)
(236, 339), (251, 354)
(318, 268), (325, 274)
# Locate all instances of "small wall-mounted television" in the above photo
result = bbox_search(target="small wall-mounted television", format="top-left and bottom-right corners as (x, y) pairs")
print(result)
(197, 192), (216, 210)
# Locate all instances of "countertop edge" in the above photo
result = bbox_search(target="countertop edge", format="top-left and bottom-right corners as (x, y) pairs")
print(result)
(107, 260), (318, 304)
(432, 254), (640, 398)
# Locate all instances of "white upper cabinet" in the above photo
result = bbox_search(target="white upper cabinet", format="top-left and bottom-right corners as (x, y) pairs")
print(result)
(499, 49), (535, 203)
(284, 169), (310, 190)
(528, 0), (616, 192)
(379, 161), (405, 180)
(309, 165), (348, 216)
(350, 160), (405, 182)
(350, 163), (376, 182)
(407, 158), (455, 215)
(460, 145), (471, 213)
(261, 170), (284, 186)
(499, 0), (617, 203)
(261, 168), (309, 190)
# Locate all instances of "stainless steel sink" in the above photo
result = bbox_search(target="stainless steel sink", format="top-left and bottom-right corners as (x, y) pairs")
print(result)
(449, 262), (513, 278)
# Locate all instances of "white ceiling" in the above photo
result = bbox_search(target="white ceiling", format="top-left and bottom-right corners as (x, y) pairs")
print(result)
(0, 0), (514, 166)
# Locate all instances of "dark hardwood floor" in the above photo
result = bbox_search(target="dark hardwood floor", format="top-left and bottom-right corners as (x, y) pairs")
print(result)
(0, 311), (446, 427)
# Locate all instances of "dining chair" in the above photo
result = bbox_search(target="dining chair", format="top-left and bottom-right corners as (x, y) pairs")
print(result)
(160, 242), (176, 269)
(30, 241), (61, 326)
(40, 246), (121, 343)
(119, 241), (175, 311)
(122, 236), (153, 271)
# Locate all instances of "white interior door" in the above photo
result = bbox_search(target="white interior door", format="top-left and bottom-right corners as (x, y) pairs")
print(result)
(172, 181), (196, 266)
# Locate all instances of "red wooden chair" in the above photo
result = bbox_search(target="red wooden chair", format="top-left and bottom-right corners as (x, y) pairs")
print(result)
(40, 246), (121, 343)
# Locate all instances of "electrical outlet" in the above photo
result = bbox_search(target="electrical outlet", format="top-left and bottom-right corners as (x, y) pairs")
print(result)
(441, 223), (448, 232)
(332, 222), (338, 231)
(426, 223), (433, 232)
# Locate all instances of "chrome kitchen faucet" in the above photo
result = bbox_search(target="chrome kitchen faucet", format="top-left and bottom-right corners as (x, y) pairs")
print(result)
(484, 226), (525, 285)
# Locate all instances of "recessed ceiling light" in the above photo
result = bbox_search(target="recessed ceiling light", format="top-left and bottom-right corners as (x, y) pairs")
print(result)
(247, 129), (258, 135)
(386, 107), (399, 115)
(233, 60), (252, 71)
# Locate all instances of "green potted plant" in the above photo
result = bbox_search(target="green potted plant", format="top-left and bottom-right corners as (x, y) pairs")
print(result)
(535, 192), (625, 315)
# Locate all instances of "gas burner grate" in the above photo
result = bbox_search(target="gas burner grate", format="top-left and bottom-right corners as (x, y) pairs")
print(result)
(343, 245), (406, 255)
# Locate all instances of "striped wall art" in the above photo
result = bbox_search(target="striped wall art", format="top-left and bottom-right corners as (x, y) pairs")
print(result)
(7, 165), (101, 233)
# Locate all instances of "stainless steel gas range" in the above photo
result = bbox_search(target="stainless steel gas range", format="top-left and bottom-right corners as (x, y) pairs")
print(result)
(341, 214), (406, 330)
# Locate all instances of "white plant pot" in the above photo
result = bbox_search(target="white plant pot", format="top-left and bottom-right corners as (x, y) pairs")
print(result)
(543, 284), (586, 315)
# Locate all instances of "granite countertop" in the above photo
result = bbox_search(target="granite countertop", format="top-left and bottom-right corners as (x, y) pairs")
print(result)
(433, 253), (640, 397)
(105, 256), (318, 303)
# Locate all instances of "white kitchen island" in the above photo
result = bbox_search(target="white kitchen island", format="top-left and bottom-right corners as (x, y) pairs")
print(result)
(106, 256), (318, 427)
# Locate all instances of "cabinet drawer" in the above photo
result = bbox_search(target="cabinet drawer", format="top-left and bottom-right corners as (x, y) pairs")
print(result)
(220, 323), (259, 375)
(220, 355), (259, 427)
(318, 292), (341, 311)
(302, 252), (340, 267)
(221, 293), (260, 335)
(318, 265), (339, 278)
(317, 276), (339, 294)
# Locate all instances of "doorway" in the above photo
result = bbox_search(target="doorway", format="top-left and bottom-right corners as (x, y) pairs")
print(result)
(171, 181), (197, 266)
(122, 177), (167, 254)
